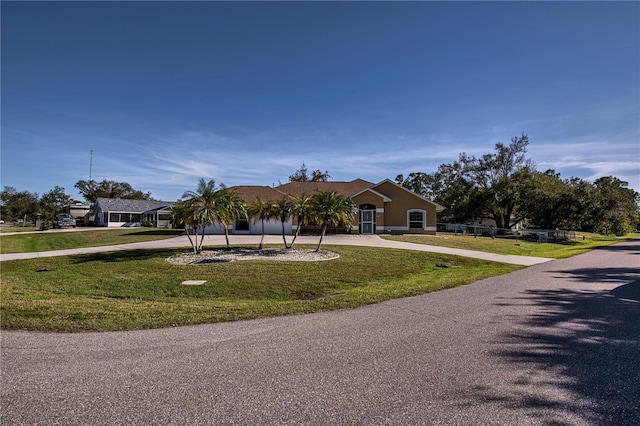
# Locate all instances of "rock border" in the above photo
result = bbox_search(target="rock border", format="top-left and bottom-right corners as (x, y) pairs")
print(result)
(166, 248), (339, 265)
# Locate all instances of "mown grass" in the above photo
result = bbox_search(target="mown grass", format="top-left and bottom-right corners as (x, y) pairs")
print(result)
(0, 228), (183, 254)
(382, 232), (639, 259)
(0, 245), (521, 332)
(0, 225), (40, 233)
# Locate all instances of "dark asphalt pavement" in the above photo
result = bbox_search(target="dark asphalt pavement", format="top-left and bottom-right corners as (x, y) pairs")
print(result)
(2, 240), (639, 425)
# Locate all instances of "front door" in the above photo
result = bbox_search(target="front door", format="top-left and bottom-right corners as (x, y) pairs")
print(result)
(360, 208), (376, 234)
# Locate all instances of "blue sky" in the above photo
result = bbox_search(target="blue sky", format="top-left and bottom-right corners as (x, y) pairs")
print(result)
(2, 1), (639, 202)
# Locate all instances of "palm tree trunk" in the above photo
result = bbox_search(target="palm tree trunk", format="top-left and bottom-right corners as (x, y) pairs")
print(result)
(185, 226), (196, 254)
(281, 220), (289, 248)
(199, 224), (206, 253)
(193, 226), (200, 253)
(290, 216), (303, 248)
(224, 227), (230, 248)
(315, 223), (327, 252)
(259, 219), (265, 249)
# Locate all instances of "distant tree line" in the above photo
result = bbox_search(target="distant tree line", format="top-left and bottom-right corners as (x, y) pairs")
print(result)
(0, 186), (75, 224)
(3, 153), (637, 236)
(0, 179), (152, 223)
(396, 134), (640, 235)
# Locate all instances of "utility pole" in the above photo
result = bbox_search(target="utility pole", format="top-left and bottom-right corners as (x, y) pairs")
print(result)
(89, 150), (94, 187)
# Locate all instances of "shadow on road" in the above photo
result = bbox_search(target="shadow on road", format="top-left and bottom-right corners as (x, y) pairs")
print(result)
(488, 266), (640, 425)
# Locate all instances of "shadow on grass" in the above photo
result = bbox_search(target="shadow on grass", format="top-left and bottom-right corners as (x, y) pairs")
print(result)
(119, 229), (184, 237)
(69, 248), (185, 264)
(485, 267), (640, 423)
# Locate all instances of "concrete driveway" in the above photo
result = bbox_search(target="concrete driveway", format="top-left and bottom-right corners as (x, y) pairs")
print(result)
(2, 239), (638, 425)
(0, 233), (551, 265)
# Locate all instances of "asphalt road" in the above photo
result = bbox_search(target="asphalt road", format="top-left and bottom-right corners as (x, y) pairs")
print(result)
(2, 240), (639, 425)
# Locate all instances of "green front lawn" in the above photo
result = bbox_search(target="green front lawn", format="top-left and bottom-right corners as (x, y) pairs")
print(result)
(0, 228), (184, 254)
(382, 232), (639, 259)
(1, 245), (521, 332)
(0, 225), (40, 233)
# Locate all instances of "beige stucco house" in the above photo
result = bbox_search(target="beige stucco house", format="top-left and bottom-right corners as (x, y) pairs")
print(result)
(226, 179), (444, 235)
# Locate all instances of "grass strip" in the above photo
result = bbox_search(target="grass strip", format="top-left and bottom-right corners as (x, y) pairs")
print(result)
(1, 245), (521, 332)
(0, 228), (183, 254)
(382, 232), (639, 259)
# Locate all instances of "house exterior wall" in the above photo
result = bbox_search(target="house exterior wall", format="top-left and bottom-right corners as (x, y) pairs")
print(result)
(199, 179), (443, 236)
(249, 219), (290, 235)
(351, 192), (386, 232)
(203, 219), (291, 235)
(93, 204), (106, 227)
(102, 212), (142, 227)
(93, 199), (175, 228)
(371, 181), (438, 234)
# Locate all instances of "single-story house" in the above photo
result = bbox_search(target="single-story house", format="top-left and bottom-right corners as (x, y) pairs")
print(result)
(205, 179), (444, 235)
(203, 186), (292, 235)
(93, 198), (175, 228)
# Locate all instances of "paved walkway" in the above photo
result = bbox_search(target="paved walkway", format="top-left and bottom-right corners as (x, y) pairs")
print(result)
(0, 234), (552, 265)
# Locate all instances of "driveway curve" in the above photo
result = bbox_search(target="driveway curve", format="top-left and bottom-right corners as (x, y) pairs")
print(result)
(0, 234), (551, 265)
(2, 239), (638, 425)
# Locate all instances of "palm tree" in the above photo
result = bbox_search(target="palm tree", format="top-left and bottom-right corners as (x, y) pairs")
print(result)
(289, 193), (312, 249)
(216, 190), (247, 249)
(273, 197), (294, 248)
(181, 178), (225, 253)
(169, 201), (198, 254)
(248, 197), (275, 249)
(309, 191), (355, 252)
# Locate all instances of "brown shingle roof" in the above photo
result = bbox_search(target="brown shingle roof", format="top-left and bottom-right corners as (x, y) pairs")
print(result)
(276, 179), (374, 198)
(228, 186), (289, 203)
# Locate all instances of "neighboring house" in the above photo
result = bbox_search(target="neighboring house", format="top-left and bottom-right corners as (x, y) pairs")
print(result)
(94, 198), (175, 228)
(62, 203), (91, 225)
(212, 179), (444, 236)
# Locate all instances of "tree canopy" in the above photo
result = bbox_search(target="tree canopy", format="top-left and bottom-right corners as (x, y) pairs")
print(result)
(397, 134), (639, 235)
(1, 185), (76, 223)
(75, 179), (152, 203)
(289, 163), (331, 182)
(1, 187), (40, 222)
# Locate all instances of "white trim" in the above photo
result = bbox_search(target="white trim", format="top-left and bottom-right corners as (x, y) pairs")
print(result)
(359, 207), (376, 235)
(350, 187), (392, 202)
(376, 208), (384, 213)
(407, 209), (427, 230)
(378, 226), (437, 232)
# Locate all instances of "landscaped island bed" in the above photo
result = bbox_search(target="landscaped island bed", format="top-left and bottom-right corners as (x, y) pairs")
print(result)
(1, 245), (520, 332)
(166, 248), (339, 264)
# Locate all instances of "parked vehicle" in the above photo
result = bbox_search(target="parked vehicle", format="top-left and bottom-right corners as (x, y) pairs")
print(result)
(53, 213), (76, 229)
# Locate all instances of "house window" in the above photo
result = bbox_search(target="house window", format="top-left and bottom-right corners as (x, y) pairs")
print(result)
(109, 213), (142, 222)
(235, 218), (250, 231)
(409, 211), (425, 229)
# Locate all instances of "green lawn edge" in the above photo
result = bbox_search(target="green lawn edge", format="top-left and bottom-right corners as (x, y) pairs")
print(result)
(381, 232), (639, 259)
(1, 245), (521, 332)
(0, 228), (184, 254)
